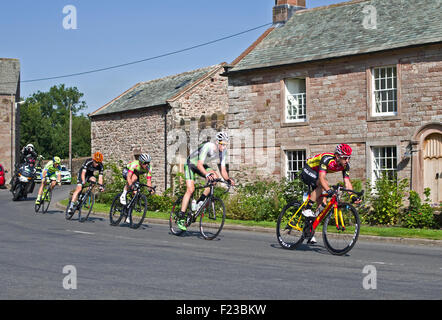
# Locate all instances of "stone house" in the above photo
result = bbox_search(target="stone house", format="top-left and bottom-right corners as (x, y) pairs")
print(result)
(89, 63), (229, 192)
(223, 0), (442, 203)
(0, 58), (21, 183)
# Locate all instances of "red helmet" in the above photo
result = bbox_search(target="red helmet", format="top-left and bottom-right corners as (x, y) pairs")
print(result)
(335, 144), (352, 156)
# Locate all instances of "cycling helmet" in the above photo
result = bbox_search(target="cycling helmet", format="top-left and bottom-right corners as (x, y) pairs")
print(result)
(53, 156), (61, 164)
(216, 131), (229, 142)
(93, 151), (104, 163)
(335, 144), (352, 157)
(139, 153), (151, 164)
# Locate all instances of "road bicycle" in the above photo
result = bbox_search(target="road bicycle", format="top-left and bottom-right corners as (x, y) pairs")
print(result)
(169, 179), (232, 240)
(65, 180), (103, 222)
(109, 182), (156, 229)
(276, 185), (364, 255)
(34, 178), (57, 214)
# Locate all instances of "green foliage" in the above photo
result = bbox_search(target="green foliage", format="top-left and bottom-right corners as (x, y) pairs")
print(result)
(225, 176), (305, 222)
(19, 84), (91, 159)
(403, 188), (438, 229)
(95, 161), (126, 204)
(364, 172), (409, 225)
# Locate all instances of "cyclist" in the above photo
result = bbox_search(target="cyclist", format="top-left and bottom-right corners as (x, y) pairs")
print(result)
(120, 153), (153, 206)
(177, 131), (235, 231)
(300, 144), (361, 244)
(35, 156), (62, 205)
(67, 152), (105, 213)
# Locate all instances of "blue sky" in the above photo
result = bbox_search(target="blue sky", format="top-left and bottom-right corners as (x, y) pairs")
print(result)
(1, 0), (347, 115)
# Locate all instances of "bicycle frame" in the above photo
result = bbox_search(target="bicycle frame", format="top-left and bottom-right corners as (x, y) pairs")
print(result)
(287, 189), (347, 233)
(190, 179), (231, 221)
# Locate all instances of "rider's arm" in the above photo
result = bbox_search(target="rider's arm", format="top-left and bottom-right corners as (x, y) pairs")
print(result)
(197, 160), (210, 177)
(81, 169), (87, 185)
(318, 170), (330, 192)
(98, 174), (103, 186)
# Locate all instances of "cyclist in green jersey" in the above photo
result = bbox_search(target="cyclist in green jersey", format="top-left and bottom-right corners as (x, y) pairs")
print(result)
(35, 156), (62, 205)
(120, 153), (153, 205)
(177, 132), (235, 231)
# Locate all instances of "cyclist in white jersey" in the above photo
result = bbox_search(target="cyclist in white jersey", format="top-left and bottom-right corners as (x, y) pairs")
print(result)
(178, 132), (235, 231)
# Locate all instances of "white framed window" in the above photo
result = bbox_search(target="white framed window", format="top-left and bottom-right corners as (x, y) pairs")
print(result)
(285, 79), (306, 122)
(286, 150), (306, 181)
(372, 66), (397, 116)
(371, 146), (397, 182)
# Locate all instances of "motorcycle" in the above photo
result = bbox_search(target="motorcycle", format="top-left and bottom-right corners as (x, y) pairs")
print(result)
(11, 157), (37, 201)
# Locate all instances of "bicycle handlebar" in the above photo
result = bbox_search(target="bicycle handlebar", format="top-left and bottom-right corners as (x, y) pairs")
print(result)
(199, 178), (235, 191)
(323, 185), (364, 198)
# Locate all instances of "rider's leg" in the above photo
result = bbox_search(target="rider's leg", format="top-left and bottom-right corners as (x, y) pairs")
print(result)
(181, 180), (195, 213)
(35, 172), (47, 203)
(120, 174), (137, 204)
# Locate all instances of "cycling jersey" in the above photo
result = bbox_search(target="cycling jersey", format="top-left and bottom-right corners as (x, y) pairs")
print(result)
(77, 158), (104, 184)
(42, 160), (60, 179)
(125, 160), (152, 179)
(184, 142), (227, 181)
(305, 152), (350, 179)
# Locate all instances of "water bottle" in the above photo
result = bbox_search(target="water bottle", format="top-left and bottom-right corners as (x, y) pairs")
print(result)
(302, 192), (309, 202)
(191, 199), (197, 211)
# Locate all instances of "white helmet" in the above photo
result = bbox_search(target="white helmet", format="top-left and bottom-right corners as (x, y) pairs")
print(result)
(139, 153), (151, 164)
(216, 131), (229, 142)
(25, 143), (34, 150)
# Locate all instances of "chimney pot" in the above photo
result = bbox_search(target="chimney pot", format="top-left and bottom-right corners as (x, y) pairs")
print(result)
(273, 0), (306, 25)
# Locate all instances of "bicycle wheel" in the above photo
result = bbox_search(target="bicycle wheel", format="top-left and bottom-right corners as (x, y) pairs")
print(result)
(169, 198), (185, 236)
(129, 194), (147, 229)
(42, 187), (52, 213)
(322, 203), (360, 256)
(276, 202), (305, 250)
(79, 192), (95, 222)
(109, 193), (125, 226)
(199, 197), (225, 240)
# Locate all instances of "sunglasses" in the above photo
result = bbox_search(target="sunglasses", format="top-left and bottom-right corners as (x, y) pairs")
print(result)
(218, 141), (228, 146)
(340, 156), (351, 160)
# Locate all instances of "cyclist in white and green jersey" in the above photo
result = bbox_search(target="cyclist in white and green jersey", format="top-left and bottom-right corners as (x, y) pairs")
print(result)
(178, 132), (235, 231)
(35, 156), (62, 205)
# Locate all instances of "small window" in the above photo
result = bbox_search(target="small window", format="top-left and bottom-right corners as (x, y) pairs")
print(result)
(372, 66), (397, 116)
(371, 146), (397, 182)
(285, 79), (306, 122)
(286, 150), (306, 181)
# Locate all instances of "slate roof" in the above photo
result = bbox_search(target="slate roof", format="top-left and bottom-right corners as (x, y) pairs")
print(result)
(90, 63), (225, 117)
(229, 0), (442, 73)
(0, 58), (20, 95)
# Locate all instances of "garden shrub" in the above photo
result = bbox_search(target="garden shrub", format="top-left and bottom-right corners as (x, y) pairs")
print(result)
(364, 172), (409, 225)
(402, 188), (438, 229)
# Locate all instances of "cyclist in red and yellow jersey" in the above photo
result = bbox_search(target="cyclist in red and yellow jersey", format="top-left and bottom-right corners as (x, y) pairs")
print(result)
(300, 144), (361, 243)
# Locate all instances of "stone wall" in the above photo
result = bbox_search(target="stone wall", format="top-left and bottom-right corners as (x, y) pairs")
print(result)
(226, 44), (442, 188)
(0, 94), (19, 182)
(91, 106), (167, 191)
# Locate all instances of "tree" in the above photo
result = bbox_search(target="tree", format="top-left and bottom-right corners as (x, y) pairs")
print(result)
(19, 84), (91, 160)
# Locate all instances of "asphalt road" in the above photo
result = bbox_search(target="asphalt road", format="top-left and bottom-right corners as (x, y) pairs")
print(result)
(0, 185), (441, 300)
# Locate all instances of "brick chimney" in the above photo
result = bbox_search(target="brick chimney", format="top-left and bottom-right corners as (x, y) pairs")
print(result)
(273, 0), (306, 25)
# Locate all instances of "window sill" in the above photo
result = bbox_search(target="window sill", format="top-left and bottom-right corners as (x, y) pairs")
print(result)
(367, 115), (401, 122)
(281, 121), (309, 128)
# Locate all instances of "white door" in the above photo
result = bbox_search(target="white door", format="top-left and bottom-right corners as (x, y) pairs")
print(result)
(423, 133), (442, 204)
